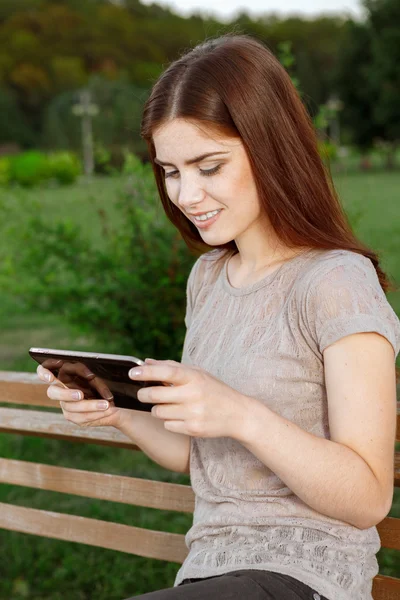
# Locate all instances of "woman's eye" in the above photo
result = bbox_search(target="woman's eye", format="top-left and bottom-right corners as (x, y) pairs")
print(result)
(200, 164), (222, 177)
(164, 165), (222, 179)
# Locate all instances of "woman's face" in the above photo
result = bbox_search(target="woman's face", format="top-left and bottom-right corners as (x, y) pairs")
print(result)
(152, 118), (271, 248)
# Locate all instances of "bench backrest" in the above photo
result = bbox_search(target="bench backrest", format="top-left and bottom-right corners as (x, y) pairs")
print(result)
(0, 372), (399, 598)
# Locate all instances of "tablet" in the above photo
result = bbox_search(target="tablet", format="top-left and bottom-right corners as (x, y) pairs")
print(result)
(29, 347), (164, 411)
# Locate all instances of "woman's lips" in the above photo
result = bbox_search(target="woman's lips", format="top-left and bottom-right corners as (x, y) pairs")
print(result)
(192, 210), (222, 229)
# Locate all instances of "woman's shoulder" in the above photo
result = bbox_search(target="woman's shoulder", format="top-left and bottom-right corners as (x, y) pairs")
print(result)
(295, 248), (400, 357)
(297, 248), (377, 290)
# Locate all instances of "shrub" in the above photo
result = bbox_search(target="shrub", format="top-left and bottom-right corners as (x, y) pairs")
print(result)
(47, 151), (82, 185)
(0, 157), (11, 186)
(9, 151), (50, 187)
(1, 161), (196, 360)
(122, 150), (146, 175)
(318, 140), (338, 164)
(93, 142), (113, 175)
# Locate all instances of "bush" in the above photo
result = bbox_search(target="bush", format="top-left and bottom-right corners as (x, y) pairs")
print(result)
(47, 151), (82, 185)
(318, 140), (338, 164)
(122, 150), (146, 175)
(0, 157), (11, 186)
(3, 150), (82, 187)
(93, 142), (112, 175)
(9, 150), (50, 187)
(1, 161), (197, 360)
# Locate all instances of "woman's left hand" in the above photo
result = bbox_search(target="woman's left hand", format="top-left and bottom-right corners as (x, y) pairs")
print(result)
(129, 358), (251, 439)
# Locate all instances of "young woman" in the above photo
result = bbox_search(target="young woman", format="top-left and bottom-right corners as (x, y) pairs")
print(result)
(37, 34), (400, 600)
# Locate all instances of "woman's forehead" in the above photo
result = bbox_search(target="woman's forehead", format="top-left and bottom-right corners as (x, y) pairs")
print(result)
(154, 118), (237, 142)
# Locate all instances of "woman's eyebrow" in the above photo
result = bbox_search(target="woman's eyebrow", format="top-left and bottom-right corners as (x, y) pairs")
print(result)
(154, 151), (230, 167)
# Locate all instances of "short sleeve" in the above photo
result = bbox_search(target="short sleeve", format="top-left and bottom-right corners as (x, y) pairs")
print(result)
(299, 254), (400, 358)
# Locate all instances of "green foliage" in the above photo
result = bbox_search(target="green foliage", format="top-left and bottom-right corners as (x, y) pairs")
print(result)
(317, 140), (338, 164)
(336, 1), (400, 154)
(0, 0), (398, 163)
(313, 104), (332, 131)
(0, 1), (350, 154)
(277, 41), (301, 91)
(47, 151), (82, 185)
(4, 150), (82, 187)
(1, 159), (196, 360)
(9, 150), (50, 187)
(0, 156), (11, 185)
(335, 20), (381, 151)
(276, 42), (339, 163)
(93, 141), (113, 174)
(366, 0), (400, 143)
(122, 149), (146, 175)
(50, 56), (87, 93)
(0, 87), (35, 147)
(42, 77), (149, 158)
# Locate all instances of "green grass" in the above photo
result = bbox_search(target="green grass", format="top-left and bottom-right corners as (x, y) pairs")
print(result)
(0, 175), (127, 252)
(0, 171), (399, 598)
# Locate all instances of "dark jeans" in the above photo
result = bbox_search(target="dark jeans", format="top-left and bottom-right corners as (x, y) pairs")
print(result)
(124, 569), (330, 599)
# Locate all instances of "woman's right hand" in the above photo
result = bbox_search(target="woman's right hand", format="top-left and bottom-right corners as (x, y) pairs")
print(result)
(36, 359), (123, 429)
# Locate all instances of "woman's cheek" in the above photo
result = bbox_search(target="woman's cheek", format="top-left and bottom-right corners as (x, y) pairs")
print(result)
(165, 180), (178, 204)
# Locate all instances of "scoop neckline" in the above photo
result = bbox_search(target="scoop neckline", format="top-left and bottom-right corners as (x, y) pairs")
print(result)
(221, 249), (316, 297)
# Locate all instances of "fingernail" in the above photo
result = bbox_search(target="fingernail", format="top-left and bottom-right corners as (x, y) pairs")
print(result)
(44, 373), (52, 382)
(145, 358), (156, 363)
(97, 401), (109, 410)
(72, 391), (82, 400)
(129, 368), (142, 377)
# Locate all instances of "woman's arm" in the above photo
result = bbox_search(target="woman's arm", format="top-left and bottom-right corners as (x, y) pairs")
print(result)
(235, 331), (397, 530)
(115, 409), (191, 474)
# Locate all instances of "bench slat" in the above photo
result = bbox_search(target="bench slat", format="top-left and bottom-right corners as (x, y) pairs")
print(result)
(0, 407), (138, 449)
(0, 457), (397, 550)
(0, 502), (188, 563)
(0, 373), (399, 442)
(0, 372), (55, 408)
(376, 517), (400, 551)
(372, 574), (400, 600)
(0, 458), (195, 512)
(0, 503), (398, 593)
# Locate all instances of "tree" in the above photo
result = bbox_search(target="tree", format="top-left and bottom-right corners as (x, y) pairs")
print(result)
(0, 87), (35, 146)
(42, 76), (148, 158)
(365, 0), (400, 167)
(335, 19), (382, 165)
(0, 0), (353, 152)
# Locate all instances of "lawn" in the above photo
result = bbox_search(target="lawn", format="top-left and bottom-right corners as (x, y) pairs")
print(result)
(0, 170), (399, 599)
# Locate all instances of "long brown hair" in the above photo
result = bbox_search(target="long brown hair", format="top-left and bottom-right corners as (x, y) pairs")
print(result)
(141, 33), (395, 294)
(141, 33), (399, 377)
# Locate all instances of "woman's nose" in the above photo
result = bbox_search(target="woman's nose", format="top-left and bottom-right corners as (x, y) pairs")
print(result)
(177, 179), (205, 211)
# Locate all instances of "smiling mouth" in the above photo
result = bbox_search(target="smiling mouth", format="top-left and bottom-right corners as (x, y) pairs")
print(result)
(191, 209), (223, 229)
(193, 209), (222, 222)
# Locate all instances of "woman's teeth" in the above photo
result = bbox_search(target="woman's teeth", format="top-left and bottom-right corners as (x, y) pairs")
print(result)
(194, 209), (221, 222)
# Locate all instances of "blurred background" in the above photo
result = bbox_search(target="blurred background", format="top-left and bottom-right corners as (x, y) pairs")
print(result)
(0, 0), (399, 598)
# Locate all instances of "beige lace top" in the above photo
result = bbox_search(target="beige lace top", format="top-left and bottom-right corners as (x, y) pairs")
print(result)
(173, 247), (400, 600)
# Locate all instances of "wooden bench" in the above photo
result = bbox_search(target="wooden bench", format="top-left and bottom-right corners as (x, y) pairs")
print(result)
(0, 371), (399, 598)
